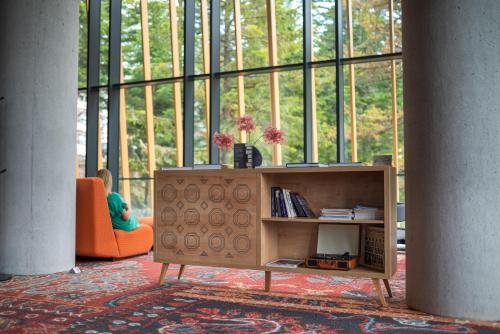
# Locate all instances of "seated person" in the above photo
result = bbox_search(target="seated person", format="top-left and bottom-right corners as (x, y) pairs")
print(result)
(96, 169), (140, 232)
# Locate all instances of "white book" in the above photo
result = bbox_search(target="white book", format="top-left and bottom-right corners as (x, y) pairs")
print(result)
(283, 189), (297, 218)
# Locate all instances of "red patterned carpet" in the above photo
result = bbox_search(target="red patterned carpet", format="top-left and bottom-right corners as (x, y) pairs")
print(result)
(0, 254), (498, 333)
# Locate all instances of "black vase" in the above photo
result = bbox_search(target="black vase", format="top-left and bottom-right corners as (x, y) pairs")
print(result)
(233, 144), (262, 168)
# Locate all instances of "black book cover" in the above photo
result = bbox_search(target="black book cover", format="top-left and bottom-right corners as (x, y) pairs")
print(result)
(290, 192), (307, 217)
(296, 193), (315, 217)
(270, 187), (280, 216)
(278, 189), (288, 217)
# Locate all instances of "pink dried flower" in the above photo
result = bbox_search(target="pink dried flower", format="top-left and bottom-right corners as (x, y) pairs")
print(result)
(263, 126), (285, 144)
(237, 115), (256, 133)
(213, 131), (235, 151)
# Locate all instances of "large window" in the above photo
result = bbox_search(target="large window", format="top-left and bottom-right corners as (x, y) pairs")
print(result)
(79, 0), (403, 215)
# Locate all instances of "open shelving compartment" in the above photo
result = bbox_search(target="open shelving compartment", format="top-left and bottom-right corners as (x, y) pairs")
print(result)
(258, 166), (397, 281)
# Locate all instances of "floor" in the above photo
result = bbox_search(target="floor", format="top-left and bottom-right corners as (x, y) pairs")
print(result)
(0, 253), (498, 333)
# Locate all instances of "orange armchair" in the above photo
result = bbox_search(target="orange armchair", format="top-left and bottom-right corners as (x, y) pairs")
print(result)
(76, 178), (153, 258)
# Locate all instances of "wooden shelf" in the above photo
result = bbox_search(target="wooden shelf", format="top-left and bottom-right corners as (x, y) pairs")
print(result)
(262, 217), (384, 225)
(263, 264), (386, 279)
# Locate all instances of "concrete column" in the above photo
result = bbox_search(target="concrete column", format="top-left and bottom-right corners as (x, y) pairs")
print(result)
(0, 0), (79, 274)
(404, 0), (500, 320)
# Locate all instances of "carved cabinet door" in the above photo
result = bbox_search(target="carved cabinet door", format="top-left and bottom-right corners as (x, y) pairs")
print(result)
(154, 171), (257, 267)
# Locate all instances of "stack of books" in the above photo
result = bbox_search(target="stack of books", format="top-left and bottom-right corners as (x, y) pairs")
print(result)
(271, 187), (315, 218)
(353, 205), (384, 220)
(319, 208), (354, 220)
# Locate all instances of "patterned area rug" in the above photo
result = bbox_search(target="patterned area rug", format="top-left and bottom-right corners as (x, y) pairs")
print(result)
(0, 254), (498, 333)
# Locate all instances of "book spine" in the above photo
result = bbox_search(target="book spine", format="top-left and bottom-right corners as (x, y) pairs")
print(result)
(290, 192), (306, 217)
(279, 190), (288, 217)
(270, 187), (278, 217)
(297, 194), (314, 217)
(275, 189), (282, 217)
(284, 189), (297, 218)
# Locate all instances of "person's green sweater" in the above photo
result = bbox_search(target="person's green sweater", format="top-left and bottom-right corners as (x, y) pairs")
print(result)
(107, 192), (140, 231)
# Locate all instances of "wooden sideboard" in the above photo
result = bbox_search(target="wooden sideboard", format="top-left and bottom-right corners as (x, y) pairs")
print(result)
(154, 166), (397, 305)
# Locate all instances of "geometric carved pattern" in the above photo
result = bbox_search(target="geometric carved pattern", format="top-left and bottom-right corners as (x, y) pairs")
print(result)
(184, 184), (200, 203)
(208, 184), (225, 203)
(208, 233), (225, 252)
(161, 184), (177, 202)
(156, 172), (256, 266)
(225, 226), (234, 236)
(233, 184), (251, 203)
(161, 231), (177, 249)
(200, 225), (209, 234)
(233, 209), (251, 228)
(184, 233), (200, 250)
(184, 208), (200, 225)
(208, 208), (225, 227)
(160, 207), (177, 225)
(233, 234), (251, 254)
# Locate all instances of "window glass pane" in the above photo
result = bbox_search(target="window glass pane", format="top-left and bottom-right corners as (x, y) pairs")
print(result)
(219, 75), (273, 165)
(344, 61), (393, 164)
(315, 66), (337, 163)
(312, 0), (335, 61)
(194, 79), (210, 164)
(100, 0), (110, 85)
(393, 0), (402, 53)
(219, 0), (236, 72)
(148, 0), (185, 79)
(120, 84), (183, 177)
(153, 83), (183, 168)
(99, 89), (109, 169)
(344, 0), (391, 57)
(195, 0), (210, 74)
(275, 0), (303, 65)
(119, 179), (153, 217)
(279, 70), (303, 163)
(77, 92), (87, 177)
(220, 0), (269, 71)
(122, 0), (144, 81)
(122, 87), (148, 177)
(79, 0), (88, 89)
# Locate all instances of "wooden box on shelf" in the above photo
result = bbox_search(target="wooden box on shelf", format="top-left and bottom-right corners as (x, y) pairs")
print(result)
(154, 165), (397, 305)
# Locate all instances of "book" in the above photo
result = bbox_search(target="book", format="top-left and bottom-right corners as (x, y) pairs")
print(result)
(278, 190), (288, 217)
(161, 167), (193, 171)
(353, 205), (384, 220)
(283, 189), (297, 218)
(266, 258), (304, 268)
(193, 164), (229, 169)
(328, 162), (367, 167)
(319, 208), (354, 220)
(271, 187), (280, 217)
(290, 192), (306, 217)
(275, 188), (283, 217)
(296, 193), (315, 217)
(286, 162), (328, 168)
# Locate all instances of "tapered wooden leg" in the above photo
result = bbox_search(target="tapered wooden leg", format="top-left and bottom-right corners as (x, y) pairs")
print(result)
(372, 278), (388, 307)
(264, 271), (272, 292)
(158, 263), (169, 286)
(177, 264), (185, 280)
(383, 279), (393, 298)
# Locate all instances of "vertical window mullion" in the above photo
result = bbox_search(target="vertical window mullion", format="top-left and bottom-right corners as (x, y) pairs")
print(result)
(86, 0), (101, 177)
(183, 0), (196, 166)
(107, 0), (121, 192)
(303, 0), (313, 163)
(335, 0), (345, 162)
(209, 0), (221, 164)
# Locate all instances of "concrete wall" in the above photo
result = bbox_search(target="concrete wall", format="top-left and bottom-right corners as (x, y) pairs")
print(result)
(0, 0), (79, 275)
(404, 0), (500, 320)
